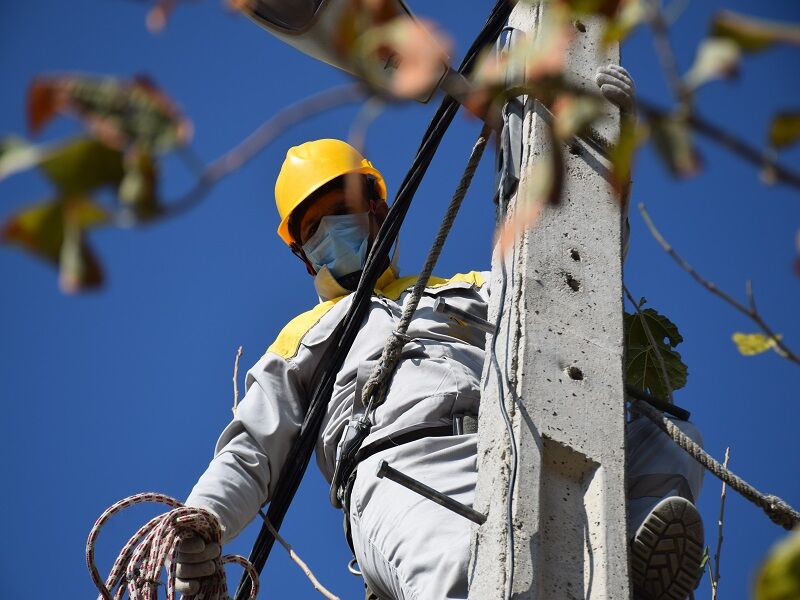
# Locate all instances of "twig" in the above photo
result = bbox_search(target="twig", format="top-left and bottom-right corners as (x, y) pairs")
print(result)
(639, 203), (800, 366)
(258, 510), (341, 600)
(232, 345), (243, 416)
(637, 98), (800, 191)
(114, 83), (365, 226)
(624, 285), (674, 403)
(710, 447), (731, 600)
(647, 2), (691, 106)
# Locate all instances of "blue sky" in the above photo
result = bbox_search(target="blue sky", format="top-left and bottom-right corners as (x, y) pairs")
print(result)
(0, 1), (798, 598)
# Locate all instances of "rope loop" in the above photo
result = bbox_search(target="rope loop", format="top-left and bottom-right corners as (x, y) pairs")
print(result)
(87, 492), (260, 600)
(391, 330), (412, 345)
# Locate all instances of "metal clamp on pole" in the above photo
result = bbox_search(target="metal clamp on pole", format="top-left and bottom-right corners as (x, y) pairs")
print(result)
(433, 297), (495, 334)
(375, 459), (487, 525)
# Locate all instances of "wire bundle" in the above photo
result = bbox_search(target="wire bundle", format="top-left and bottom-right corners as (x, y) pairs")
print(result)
(87, 492), (259, 600)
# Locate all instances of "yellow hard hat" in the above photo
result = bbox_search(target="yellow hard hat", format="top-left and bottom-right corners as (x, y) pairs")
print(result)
(275, 139), (387, 246)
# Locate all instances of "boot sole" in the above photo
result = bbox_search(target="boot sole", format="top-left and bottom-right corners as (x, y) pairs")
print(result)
(631, 496), (705, 600)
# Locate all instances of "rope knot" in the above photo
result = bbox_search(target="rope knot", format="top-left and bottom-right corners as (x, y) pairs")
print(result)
(763, 494), (800, 530)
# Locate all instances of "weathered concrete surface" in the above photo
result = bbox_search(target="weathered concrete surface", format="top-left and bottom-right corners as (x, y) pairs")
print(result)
(469, 2), (629, 598)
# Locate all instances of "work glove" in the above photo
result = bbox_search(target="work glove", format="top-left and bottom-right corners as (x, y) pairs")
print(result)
(174, 534), (221, 595)
(595, 64), (636, 113)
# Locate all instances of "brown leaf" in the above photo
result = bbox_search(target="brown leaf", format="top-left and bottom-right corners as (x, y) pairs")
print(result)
(560, 0), (625, 18)
(39, 137), (125, 196)
(602, 0), (649, 46)
(711, 10), (800, 53)
(26, 74), (192, 152)
(610, 115), (647, 198)
(553, 94), (603, 140)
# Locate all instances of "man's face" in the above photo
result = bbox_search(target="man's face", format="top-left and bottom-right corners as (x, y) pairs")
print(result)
(297, 184), (387, 247)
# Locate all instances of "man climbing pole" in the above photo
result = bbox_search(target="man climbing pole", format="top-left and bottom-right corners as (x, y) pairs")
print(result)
(176, 66), (706, 600)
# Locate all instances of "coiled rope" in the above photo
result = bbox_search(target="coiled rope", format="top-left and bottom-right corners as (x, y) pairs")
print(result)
(87, 492), (259, 600)
(631, 398), (800, 531)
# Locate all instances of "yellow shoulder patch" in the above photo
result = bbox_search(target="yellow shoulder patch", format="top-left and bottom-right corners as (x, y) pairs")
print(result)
(267, 298), (343, 360)
(378, 271), (486, 301)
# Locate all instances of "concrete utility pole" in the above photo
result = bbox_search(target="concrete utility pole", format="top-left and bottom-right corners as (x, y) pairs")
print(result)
(469, 2), (629, 599)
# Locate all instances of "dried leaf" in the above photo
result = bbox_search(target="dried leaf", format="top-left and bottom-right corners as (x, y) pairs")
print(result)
(624, 308), (688, 399)
(602, 0), (648, 45)
(552, 94), (602, 140)
(649, 115), (702, 178)
(754, 529), (800, 600)
(684, 37), (740, 90)
(768, 112), (800, 150)
(27, 74), (192, 152)
(711, 10), (800, 54)
(58, 221), (103, 293)
(39, 138), (125, 196)
(731, 332), (783, 356)
(353, 16), (451, 100)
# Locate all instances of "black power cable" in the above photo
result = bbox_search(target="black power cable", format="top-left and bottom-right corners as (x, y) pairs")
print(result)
(235, 3), (514, 597)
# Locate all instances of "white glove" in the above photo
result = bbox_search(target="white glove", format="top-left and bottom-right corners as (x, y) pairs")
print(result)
(174, 535), (221, 595)
(595, 64), (636, 113)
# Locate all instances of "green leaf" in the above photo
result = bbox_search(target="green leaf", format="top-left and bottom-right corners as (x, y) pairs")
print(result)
(0, 136), (49, 181)
(711, 10), (800, 54)
(755, 529), (800, 600)
(768, 112), (800, 150)
(1, 200), (64, 264)
(610, 116), (647, 196)
(1, 196), (107, 292)
(39, 137), (125, 196)
(649, 115), (702, 178)
(684, 38), (740, 90)
(624, 307), (688, 399)
(562, 0), (624, 17)
(118, 148), (161, 221)
(732, 332), (783, 356)
(602, 0), (648, 46)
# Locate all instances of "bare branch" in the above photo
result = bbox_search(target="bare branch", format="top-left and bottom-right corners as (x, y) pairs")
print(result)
(647, 3), (691, 106)
(114, 83), (365, 226)
(624, 285), (675, 403)
(258, 510), (341, 600)
(638, 203), (800, 366)
(710, 447), (731, 600)
(232, 345), (243, 416)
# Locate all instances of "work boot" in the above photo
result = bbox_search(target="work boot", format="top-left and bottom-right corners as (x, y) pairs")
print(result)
(630, 496), (704, 600)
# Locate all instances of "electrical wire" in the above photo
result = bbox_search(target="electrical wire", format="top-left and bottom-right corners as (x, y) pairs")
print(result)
(234, 3), (515, 598)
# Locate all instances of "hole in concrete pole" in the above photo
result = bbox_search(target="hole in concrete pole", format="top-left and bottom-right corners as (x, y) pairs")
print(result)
(569, 248), (581, 261)
(566, 366), (583, 380)
(573, 19), (586, 32)
(564, 273), (581, 292)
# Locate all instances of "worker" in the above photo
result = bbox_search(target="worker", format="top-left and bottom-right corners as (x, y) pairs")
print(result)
(178, 66), (705, 600)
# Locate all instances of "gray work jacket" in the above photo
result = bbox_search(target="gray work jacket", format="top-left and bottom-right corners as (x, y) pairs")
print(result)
(186, 269), (490, 541)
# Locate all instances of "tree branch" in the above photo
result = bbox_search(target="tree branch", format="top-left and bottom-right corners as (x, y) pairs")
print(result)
(710, 447), (731, 600)
(258, 510), (341, 600)
(114, 83), (365, 226)
(637, 98), (800, 191)
(647, 3), (691, 106)
(232, 345), (243, 416)
(638, 203), (800, 366)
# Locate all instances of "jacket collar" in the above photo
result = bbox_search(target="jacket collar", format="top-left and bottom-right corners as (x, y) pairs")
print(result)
(313, 265), (398, 302)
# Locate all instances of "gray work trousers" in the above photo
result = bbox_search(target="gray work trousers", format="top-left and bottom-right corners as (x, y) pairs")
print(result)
(348, 418), (704, 600)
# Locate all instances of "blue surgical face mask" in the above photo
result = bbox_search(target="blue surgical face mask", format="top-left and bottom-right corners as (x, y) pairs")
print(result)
(302, 212), (370, 281)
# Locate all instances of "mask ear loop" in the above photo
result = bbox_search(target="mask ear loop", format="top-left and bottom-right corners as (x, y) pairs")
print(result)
(291, 242), (317, 276)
